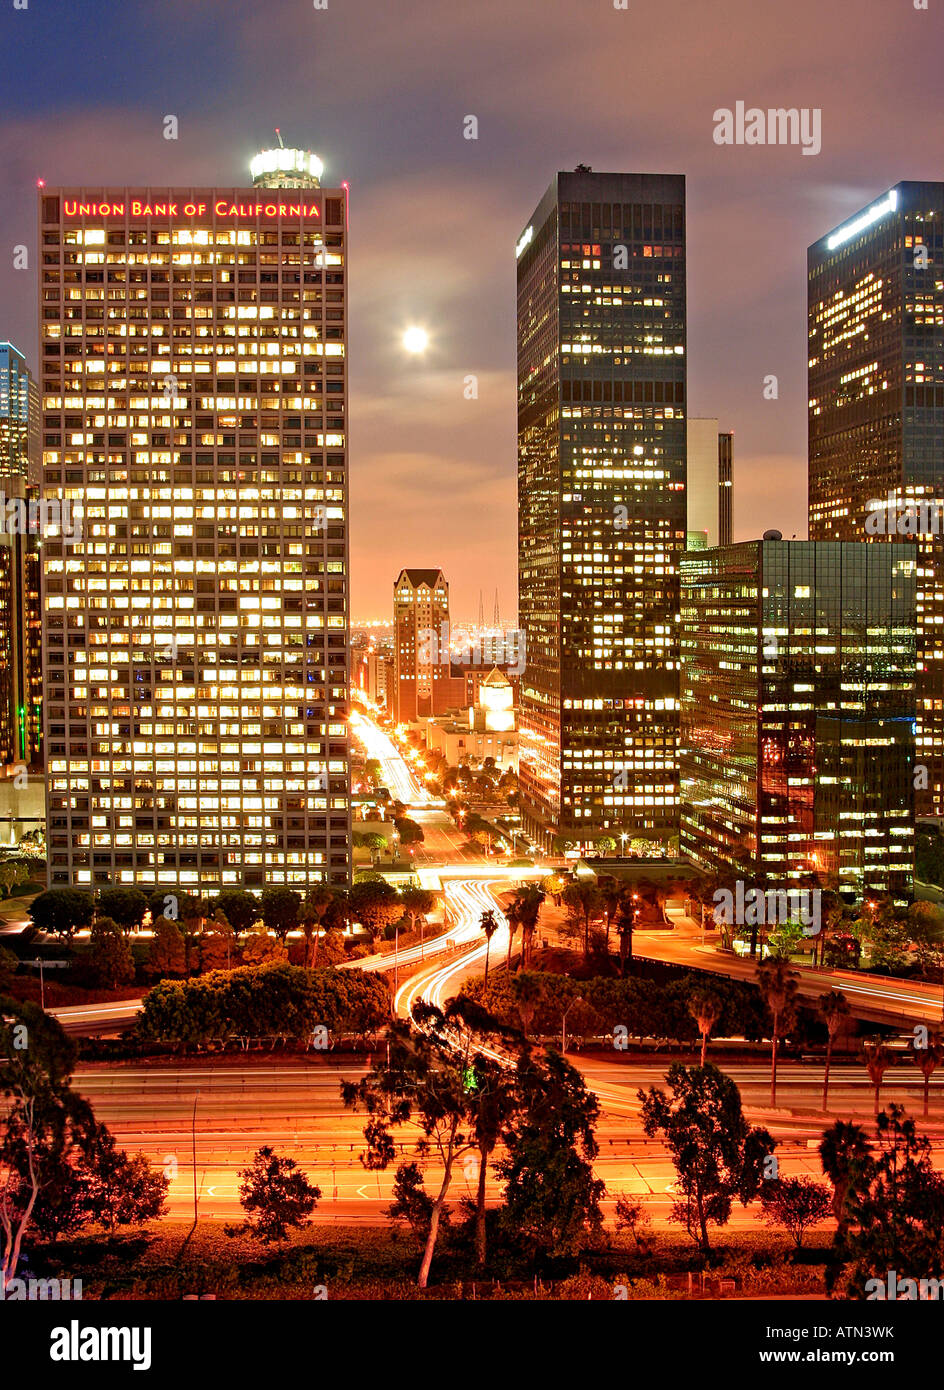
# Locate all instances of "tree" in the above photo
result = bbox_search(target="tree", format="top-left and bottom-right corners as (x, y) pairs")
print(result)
(687, 986), (723, 1066)
(228, 1146), (320, 1244)
(818, 1120), (872, 1232)
(88, 917), (135, 990)
(497, 1049), (605, 1263)
(28, 888), (94, 943)
(596, 875), (623, 949)
(394, 817), (425, 847)
(260, 886), (301, 942)
(441, 994), (526, 1267)
(638, 1063), (775, 1256)
(818, 989), (850, 1112)
(82, 1126), (169, 1232)
(614, 1192), (653, 1254)
(861, 1040), (893, 1114)
(760, 1176), (832, 1249)
(615, 889), (638, 977)
(97, 885), (148, 934)
(386, 1161), (446, 1247)
(298, 885), (334, 969)
(507, 884), (544, 969)
(0, 864), (21, 899)
(542, 873), (566, 905)
(211, 889), (260, 938)
(0, 948), (18, 992)
(910, 1031), (944, 1119)
(756, 957), (799, 1107)
(829, 1105), (944, 1298)
(146, 917), (187, 980)
(342, 1006), (492, 1288)
(360, 832), (389, 866)
(511, 971), (544, 1038)
(400, 887), (436, 944)
(479, 908), (500, 984)
(561, 881), (603, 963)
(197, 911), (236, 973)
(240, 932), (288, 967)
(1, 1000), (90, 1282)
(349, 880), (402, 948)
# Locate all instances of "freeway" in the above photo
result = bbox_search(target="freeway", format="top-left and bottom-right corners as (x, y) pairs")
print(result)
(59, 878), (944, 1233)
(70, 1052), (943, 1226)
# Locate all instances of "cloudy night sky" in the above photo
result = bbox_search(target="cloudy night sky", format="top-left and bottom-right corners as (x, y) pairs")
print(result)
(2, 0), (942, 620)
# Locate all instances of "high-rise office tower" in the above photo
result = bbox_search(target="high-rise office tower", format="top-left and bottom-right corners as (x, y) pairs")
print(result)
(392, 568), (464, 722)
(517, 169), (687, 852)
(39, 155), (350, 891)
(1, 342), (40, 481)
(718, 431), (733, 547)
(0, 341), (43, 770)
(687, 418), (733, 549)
(680, 538), (916, 902)
(808, 181), (944, 814)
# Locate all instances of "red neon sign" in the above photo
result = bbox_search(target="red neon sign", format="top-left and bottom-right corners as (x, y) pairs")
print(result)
(61, 199), (321, 219)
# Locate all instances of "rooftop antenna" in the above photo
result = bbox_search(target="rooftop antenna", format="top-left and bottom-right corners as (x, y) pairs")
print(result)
(478, 590), (485, 630)
(275, 128), (284, 149)
(493, 588), (500, 629)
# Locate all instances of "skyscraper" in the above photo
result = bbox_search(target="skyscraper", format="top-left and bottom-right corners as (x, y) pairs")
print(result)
(392, 568), (463, 722)
(687, 418), (733, 549)
(0, 341), (42, 771)
(808, 181), (944, 814)
(39, 160), (350, 891)
(0, 341), (40, 481)
(680, 538), (916, 902)
(517, 169), (687, 852)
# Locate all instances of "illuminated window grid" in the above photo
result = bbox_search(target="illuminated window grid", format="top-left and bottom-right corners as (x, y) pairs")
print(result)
(40, 186), (350, 890)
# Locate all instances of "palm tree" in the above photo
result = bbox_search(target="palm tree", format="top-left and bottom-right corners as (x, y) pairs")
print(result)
(479, 908), (499, 984)
(862, 1040), (893, 1114)
(507, 885), (544, 969)
(505, 899), (522, 972)
(300, 884), (333, 969)
(511, 971), (544, 1039)
(910, 1032), (944, 1119)
(615, 888), (637, 977)
(687, 986), (722, 1066)
(818, 1120), (873, 1232)
(756, 957), (799, 1107)
(597, 875), (622, 950)
(818, 989), (850, 1112)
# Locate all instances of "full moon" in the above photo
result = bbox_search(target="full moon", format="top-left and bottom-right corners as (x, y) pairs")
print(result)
(402, 325), (429, 354)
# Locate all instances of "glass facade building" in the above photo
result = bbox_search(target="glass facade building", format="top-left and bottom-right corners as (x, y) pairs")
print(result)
(517, 170), (687, 852)
(680, 539), (916, 902)
(0, 341), (42, 771)
(38, 183), (350, 890)
(808, 181), (944, 815)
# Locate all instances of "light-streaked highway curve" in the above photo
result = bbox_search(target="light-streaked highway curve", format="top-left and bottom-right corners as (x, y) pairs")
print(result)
(645, 910), (944, 1029)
